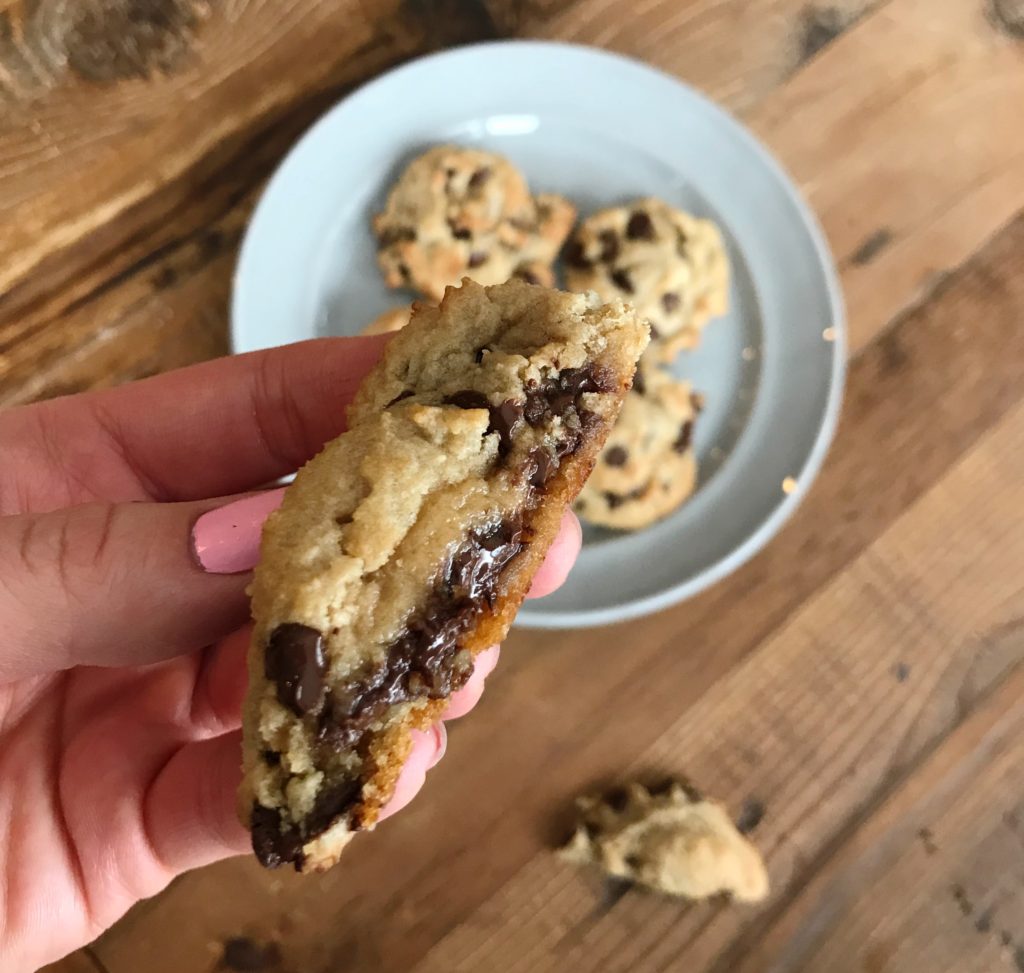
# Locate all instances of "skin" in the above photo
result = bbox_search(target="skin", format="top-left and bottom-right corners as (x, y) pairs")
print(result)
(0, 338), (581, 972)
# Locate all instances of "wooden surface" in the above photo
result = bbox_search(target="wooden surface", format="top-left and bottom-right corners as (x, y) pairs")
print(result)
(6, 0), (1022, 970)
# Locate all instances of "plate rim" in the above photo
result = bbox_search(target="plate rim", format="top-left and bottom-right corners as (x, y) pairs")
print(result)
(231, 39), (846, 630)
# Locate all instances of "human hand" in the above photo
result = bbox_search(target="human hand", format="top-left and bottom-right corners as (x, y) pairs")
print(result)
(0, 339), (581, 972)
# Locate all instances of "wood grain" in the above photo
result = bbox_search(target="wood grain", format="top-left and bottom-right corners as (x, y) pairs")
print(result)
(3, 0), (1023, 971)
(89, 210), (1024, 973)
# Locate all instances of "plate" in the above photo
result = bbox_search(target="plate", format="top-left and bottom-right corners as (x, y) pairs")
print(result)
(231, 41), (845, 629)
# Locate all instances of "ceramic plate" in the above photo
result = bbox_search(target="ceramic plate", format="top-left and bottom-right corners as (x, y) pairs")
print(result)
(232, 41), (845, 629)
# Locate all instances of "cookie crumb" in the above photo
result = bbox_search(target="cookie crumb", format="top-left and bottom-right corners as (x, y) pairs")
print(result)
(559, 781), (769, 902)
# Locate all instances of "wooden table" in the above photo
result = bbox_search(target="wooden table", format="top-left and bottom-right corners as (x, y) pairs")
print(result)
(6, 1), (1022, 970)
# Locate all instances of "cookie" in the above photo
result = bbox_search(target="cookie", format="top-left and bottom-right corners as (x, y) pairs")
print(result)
(361, 306), (411, 336)
(240, 279), (648, 871)
(373, 146), (576, 301)
(574, 365), (702, 530)
(559, 780), (769, 902)
(564, 198), (729, 361)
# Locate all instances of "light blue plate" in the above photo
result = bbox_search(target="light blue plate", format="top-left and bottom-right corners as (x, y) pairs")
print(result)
(232, 41), (845, 629)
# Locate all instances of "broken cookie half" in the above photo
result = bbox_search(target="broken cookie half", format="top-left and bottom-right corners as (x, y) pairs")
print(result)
(240, 279), (648, 871)
(560, 781), (769, 902)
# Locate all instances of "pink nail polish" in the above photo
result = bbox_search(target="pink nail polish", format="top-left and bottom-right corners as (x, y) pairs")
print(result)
(428, 723), (447, 768)
(191, 489), (285, 574)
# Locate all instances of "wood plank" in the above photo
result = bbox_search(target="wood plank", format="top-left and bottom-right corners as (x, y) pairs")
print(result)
(749, 0), (1024, 353)
(4, 0), (1021, 405)
(90, 206), (1024, 973)
(407, 396), (1024, 973)
(725, 666), (1024, 973)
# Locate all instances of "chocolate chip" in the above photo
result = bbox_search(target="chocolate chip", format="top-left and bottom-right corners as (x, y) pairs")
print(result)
(468, 167), (491, 190)
(598, 229), (620, 263)
(610, 268), (634, 294)
(377, 225), (416, 249)
(251, 804), (304, 870)
(449, 221), (472, 241)
(304, 777), (364, 836)
(661, 292), (680, 313)
(514, 267), (542, 285)
(490, 398), (524, 456)
(604, 445), (628, 467)
(564, 240), (591, 269)
(446, 516), (524, 606)
(646, 777), (677, 797)
(444, 390), (490, 411)
(626, 210), (655, 240)
(526, 446), (557, 488)
(523, 365), (615, 428)
(672, 421), (693, 454)
(605, 787), (630, 812)
(604, 482), (649, 509)
(264, 624), (326, 716)
(445, 392), (523, 456)
(221, 936), (280, 971)
(468, 251), (489, 268)
(397, 262), (411, 284)
(261, 750), (281, 766)
(735, 798), (765, 834)
(386, 389), (414, 407)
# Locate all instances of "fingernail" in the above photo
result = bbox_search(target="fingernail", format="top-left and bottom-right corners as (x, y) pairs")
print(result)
(191, 489), (285, 574)
(428, 723), (447, 768)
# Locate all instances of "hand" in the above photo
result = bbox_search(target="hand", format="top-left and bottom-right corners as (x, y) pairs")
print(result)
(0, 339), (581, 972)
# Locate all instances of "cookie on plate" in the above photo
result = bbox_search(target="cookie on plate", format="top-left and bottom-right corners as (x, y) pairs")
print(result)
(574, 365), (702, 530)
(373, 146), (576, 301)
(240, 278), (648, 871)
(361, 306), (411, 335)
(564, 198), (729, 361)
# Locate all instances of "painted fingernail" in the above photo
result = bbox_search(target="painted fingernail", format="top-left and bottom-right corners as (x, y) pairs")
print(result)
(191, 489), (285, 574)
(428, 723), (447, 768)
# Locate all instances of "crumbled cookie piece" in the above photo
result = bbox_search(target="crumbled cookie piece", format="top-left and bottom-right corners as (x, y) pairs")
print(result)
(559, 781), (769, 902)
(373, 146), (576, 301)
(574, 366), (703, 530)
(565, 198), (729, 361)
(240, 279), (648, 871)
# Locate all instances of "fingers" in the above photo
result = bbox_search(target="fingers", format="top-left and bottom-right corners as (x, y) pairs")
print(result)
(379, 725), (446, 821)
(1, 336), (389, 509)
(443, 645), (500, 719)
(143, 730), (250, 875)
(527, 509), (582, 598)
(0, 497), (254, 678)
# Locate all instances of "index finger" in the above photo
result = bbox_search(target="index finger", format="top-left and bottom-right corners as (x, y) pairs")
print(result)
(1, 336), (389, 506)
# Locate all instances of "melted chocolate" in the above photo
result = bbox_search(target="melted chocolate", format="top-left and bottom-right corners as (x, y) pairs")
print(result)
(443, 392), (523, 456)
(251, 804), (305, 870)
(523, 364), (615, 428)
(264, 624), (326, 716)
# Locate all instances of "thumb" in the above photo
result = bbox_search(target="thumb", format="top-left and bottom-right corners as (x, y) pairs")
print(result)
(0, 492), (280, 680)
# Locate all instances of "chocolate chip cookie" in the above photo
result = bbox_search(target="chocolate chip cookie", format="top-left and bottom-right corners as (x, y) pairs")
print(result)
(560, 780), (769, 902)
(240, 278), (648, 871)
(574, 365), (702, 530)
(373, 146), (576, 301)
(564, 198), (729, 362)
